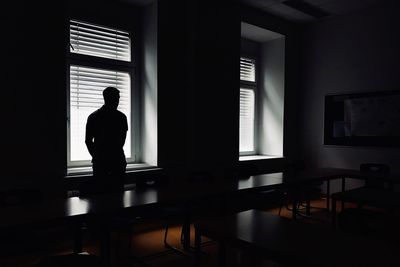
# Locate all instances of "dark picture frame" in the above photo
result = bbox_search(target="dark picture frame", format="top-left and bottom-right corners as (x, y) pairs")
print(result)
(324, 90), (400, 147)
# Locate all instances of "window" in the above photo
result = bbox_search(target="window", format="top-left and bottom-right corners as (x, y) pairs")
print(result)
(240, 23), (286, 160)
(240, 57), (257, 154)
(67, 20), (135, 168)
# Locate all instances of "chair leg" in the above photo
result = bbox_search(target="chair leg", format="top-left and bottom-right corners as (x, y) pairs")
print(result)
(163, 222), (170, 248)
(194, 227), (202, 267)
(218, 242), (227, 267)
(73, 222), (83, 254)
(180, 223), (185, 244)
(163, 221), (191, 257)
(306, 199), (311, 216)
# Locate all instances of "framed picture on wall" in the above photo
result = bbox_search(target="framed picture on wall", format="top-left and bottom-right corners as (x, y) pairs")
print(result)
(324, 90), (400, 147)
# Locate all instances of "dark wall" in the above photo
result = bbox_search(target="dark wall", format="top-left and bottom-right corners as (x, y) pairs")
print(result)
(299, 3), (400, 171)
(158, 0), (242, 178)
(4, 1), (67, 183)
(157, 0), (193, 174)
(189, 0), (240, 173)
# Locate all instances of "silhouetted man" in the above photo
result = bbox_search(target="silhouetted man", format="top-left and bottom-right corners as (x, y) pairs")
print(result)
(84, 87), (128, 194)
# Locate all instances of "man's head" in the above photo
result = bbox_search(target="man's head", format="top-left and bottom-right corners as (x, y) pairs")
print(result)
(103, 87), (120, 110)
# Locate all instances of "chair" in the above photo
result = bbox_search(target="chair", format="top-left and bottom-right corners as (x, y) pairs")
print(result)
(122, 172), (194, 260)
(161, 170), (217, 255)
(332, 163), (391, 229)
(278, 161), (325, 219)
(336, 163), (391, 209)
(360, 163), (390, 190)
(278, 183), (323, 219)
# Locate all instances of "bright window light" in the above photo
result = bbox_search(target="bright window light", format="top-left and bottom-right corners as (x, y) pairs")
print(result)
(240, 88), (255, 152)
(69, 65), (131, 162)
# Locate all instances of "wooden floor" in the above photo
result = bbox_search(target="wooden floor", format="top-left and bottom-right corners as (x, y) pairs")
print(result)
(0, 198), (397, 267)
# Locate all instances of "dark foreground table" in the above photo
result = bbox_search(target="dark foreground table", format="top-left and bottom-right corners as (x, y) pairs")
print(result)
(2, 168), (396, 265)
(194, 209), (400, 267)
(331, 188), (400, 226)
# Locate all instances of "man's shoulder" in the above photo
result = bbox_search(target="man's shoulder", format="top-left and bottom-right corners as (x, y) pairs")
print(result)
(88, 107), (126, 121)
(113, 109), (126, 120)
(115, 110), (127, 119)
(88, 108), (102, 119)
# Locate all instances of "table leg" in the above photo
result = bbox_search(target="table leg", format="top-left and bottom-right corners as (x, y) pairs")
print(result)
(306, 199), (311, 216)
(341, 177), (346, 211)
(182, 213), (191, 250)
(292, 199), (297, 220)
(194, 227), (201, 267)
(331, 198), (336, 228)
(73, 221), (83, 254)
(218, 241), (226, 267)
(326, 179), (330, 212)
(100, 230), (111, 267)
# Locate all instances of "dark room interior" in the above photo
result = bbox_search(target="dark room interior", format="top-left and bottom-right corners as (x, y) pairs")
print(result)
(2, 0), (400, 266)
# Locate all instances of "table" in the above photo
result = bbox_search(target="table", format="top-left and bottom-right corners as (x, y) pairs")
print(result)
(2, 168), (396, 264)
(194, 209), (400, 266)
(0, 168), (383, 230)
(0, 188), (160, 266)
(331, 188), (400, 226)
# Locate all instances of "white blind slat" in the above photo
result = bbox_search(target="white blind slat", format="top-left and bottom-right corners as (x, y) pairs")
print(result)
(240, 57), (256, 82)
(70, 20), (131, 62)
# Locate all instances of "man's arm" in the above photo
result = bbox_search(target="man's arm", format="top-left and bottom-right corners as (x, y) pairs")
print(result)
(120, 131), (127, 147)
(120, 114), (128, 147)
(85, 116), (95, 157)
(119, 114), (128, 148)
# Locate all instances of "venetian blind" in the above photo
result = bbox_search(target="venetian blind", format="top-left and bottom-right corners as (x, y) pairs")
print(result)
(70, 20), (131, 62)
(69, 65), (131, 161)
(239, 88), (255, 152)
(240, 57), (256, 82)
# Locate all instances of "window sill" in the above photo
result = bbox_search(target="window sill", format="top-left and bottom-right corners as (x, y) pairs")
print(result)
(66, 163), (161, 178)
(239, 155), (283, 161)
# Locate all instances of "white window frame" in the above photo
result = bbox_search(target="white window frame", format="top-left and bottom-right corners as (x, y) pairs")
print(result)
(67, 19), (139, 168)
(240, 56), (258, 156)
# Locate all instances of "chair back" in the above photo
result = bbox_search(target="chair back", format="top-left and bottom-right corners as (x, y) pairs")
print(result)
(360, 163), (390, 189)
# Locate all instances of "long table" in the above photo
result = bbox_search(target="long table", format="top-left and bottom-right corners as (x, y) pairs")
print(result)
(3, 167), (394, 230)
(194, 209), (400, 266)
(1, 168), (398, 264)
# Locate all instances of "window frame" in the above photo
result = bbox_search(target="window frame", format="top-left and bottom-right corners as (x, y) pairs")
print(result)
(239, 55), (259, 156)
(66, 18), (140, 168)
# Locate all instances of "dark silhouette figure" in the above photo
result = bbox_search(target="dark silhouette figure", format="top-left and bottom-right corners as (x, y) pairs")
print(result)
(82, 87), (128, 195)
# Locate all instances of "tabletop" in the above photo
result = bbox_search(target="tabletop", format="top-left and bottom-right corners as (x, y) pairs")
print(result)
(195, 209), (400, 266)
(2, 167), (397, 230)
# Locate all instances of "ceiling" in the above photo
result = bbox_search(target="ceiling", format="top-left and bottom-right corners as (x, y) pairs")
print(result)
(119, 0), (391, 24)
(241, 22), (284, 42)
(239, 0), (389, 23)
(118, 0), (154, 6)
